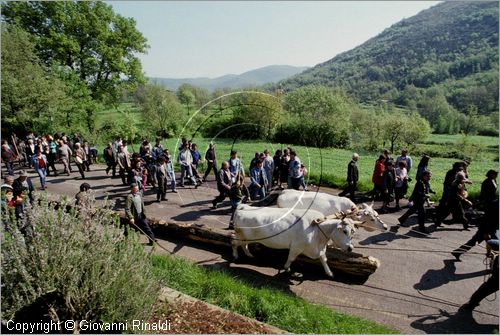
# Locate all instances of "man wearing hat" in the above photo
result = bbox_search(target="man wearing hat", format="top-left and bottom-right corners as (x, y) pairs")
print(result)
(125, 184), (156, 245)
(13, 170), (34, 203)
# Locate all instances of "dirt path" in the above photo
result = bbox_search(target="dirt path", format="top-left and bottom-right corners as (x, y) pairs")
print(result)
(15, 164), (499, 333)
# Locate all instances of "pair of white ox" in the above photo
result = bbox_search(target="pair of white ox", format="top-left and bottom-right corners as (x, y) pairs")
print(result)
(231, 190), (388, 278)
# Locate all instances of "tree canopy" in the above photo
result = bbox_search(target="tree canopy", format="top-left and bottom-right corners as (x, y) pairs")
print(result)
(2, 1), (148, 103)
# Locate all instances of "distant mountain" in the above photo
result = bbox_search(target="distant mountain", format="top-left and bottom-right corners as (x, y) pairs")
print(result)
(279, 2), (498, 118)
(150, 65), (309, 91)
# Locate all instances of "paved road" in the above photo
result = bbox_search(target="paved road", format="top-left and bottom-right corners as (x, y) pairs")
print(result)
(11, 164), (499, 333)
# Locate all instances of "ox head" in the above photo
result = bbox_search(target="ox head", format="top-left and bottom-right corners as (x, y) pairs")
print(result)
(351, 203), (388, 231)
(329, 219), (357, 252)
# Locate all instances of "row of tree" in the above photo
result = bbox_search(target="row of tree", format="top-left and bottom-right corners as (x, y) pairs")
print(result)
(132, 82), (431, 150)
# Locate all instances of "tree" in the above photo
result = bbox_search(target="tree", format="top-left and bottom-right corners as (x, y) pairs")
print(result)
(1, 24), (73, 135)
(401, 112), (431, 147)
(177, 84), (196, 114)
(381, 112), (430, 152)
(139, 84), (185, 138)
(285, 86), (352, 148)
(381, 114), (407, 153)
(229, 90), (283, 140)
(2, 1), (148, 103)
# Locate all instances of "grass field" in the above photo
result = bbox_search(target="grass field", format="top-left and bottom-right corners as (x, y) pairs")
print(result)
(94, 105), (498, 201)
(151, 255), (398, 334)
(153, 137), (497, 201)
(426, 134), (498, 146)
(95, 103), (144, 129)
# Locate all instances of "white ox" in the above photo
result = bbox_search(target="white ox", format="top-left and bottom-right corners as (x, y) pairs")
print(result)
(277, 190), (388, 231)
(231, 204), (357, 278)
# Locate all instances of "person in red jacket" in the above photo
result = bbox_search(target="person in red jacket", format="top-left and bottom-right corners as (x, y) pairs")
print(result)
(371, 155), (385, 200)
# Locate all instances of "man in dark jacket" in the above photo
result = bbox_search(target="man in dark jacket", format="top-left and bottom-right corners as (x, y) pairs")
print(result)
(381, 160), (395, 213)
(202, 143), (217, 182)
(13, 170), (34, 203)
(339, 153), (359, 199)
(212, 161), (232, 209)
(103, 142), (116, 177)
(460, 238), (498, 311)
(452, 199), (498, 260)
(398, 170), (432, 233)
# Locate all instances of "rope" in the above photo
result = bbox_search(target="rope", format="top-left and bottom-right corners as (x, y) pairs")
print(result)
(128, 220), (174, 255)
(483, 253), (498, 302)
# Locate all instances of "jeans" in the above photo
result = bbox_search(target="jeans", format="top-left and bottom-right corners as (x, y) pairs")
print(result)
(250, 185), (266, 201)
(180, 164), (196, 186)
(168, 171), (177, 191)
(5, 161), (14, 175)
(37, 168), (47, 189)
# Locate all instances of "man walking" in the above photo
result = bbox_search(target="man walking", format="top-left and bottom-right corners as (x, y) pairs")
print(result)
(212, 161), (232, 209)
(125, 184), (156, 245)
(250, 160), (268, 201)
(1, 141), (17, 176)
(58, 139), (73, 175)
(339, 153), (359, 199)
(203, 143), (217, 182)
(398, 170), (432, 233)
(263, 149), (274, 192)
(177, 143), (198, 187)
(156, 157), (169, 202)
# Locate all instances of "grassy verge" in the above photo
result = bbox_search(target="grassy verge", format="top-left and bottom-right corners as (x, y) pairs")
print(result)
(151, 255), (398, 334)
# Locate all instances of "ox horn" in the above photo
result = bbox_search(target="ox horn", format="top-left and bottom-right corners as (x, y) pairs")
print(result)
(312, 218), (323, 225)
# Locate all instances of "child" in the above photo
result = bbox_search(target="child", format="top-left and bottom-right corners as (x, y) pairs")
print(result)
(300, 164), (308, 191)
(228, 176), (249, 229)
(394, 161), (408, 210)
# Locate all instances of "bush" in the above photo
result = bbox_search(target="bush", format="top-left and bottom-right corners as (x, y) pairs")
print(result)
(1, 194), (159, 330)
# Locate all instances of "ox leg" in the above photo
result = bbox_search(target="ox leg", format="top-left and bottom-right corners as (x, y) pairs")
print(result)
(284, 249), (301, 273)
(242, 244), (254, 258)
(231, 240), (239, 260)
(319, 253), (334, 278)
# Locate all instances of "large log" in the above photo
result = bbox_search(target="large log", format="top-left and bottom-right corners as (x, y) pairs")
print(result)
(138, 215), (380, 277)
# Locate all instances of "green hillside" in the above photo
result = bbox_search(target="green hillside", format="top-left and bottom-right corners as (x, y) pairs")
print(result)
(279, 1), (498, 133)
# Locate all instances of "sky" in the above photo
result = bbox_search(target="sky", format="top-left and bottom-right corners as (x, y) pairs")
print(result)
(109, 1), (440, 79)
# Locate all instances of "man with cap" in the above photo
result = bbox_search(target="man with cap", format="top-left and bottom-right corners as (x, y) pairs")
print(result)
(13, 170), (34, 203)
(125, 184), (156, 245)
(75, 182), (92, 208)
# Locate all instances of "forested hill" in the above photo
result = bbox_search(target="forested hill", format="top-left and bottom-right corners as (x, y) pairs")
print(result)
(152, 65), (308, 91)
(279, 1), (499, 131)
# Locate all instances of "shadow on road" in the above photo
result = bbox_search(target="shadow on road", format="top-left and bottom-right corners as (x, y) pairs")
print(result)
(414, 259), (489, 291)
(410, 308), (498, 334)
(170, 206), (231, 222)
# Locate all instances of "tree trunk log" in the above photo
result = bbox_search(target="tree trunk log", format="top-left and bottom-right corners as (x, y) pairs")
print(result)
(121, 214), (380, 277)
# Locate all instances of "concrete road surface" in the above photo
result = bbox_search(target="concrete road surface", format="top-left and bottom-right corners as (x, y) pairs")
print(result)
(8, 164), (499, 333)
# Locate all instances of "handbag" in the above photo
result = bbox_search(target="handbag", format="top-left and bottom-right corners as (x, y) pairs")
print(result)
(75, 156), (83, 164)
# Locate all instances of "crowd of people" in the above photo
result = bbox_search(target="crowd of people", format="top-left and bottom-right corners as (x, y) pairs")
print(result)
(1, 132), (498, 312)
(0, 133), (311, 225)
